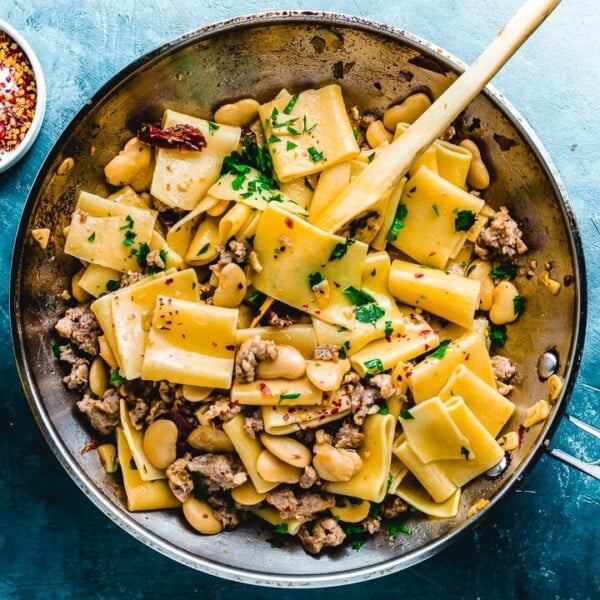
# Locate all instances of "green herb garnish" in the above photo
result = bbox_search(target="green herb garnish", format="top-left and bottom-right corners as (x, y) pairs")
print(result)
(388, 519), (411, 537)
(490, 263), (518, 280)
(400, 410), (414, 420)
(387, 204), (408, 241)
(384, 320), (394, 337)
(208, 121), (220, 135)
(378, 404), (390, 415)
(307, 146), (325, 162)
(489, 324), (507, 347)
(283, 94), (299, 115)
(364, 358), (384, 375)
(429, 339), (451, 359)
(513, 295), (525, 316)
(286, 140), (297, 151)
(110, 369), (125, 386)
(367, 152), (376, 163)
(197, 243), (210, 256)
(308, 272), (324, 288)
(106, 279), (120, 292)
(461, 446), (471, 460)
(87, 231), (96, 242)
(432, 203), (440, 216)
(122, 229), (137, 247)
(329, 238), (355, 261)
(343, 286), (375, 305)
(279, 392), (300, 401)
(454, 209), (477, 232)
(355, 303), (385, 325)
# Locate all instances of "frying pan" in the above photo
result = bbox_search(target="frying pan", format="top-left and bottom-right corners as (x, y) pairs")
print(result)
(10, 12), (590, 587)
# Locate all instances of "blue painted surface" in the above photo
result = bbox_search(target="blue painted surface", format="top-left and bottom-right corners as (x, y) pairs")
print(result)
(0, 1), (598, 598)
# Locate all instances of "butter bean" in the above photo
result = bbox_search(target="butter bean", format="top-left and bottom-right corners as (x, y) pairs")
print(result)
(489, 281), (521, 325)
(366, 119), (393, 148)
(459, 139), (490, 190)
(255, 345), (306, 380)
(256, 449), (302, 484)
(104, 137), (153, 191)
(383, 92), (431, 131)
(89, 357), (109, 398)
(214, 98), (260, 127)
(187, 425), (235, 453)
(312, 444), (362, 482)
(329, 498), (370, 523)
(231, 480), (267, 506)
(304, 358), (350, 392)
(213, 263), (247, 308)
(182, 497), (223, 535)
(142, 419), (178, 469)
(260, 433), (312, 468)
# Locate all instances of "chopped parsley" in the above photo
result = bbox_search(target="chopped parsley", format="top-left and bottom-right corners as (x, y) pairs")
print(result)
(197, 242), (210, 256)
(87, 231), (96, 242)
(489, 324), (507, 347)
(432, 203), (440, 216)
(344, 524), (368, 551)
(355, 303), (385, 325)
(283, 94), (299, 115)
(384, 320), (394, 337)
(368, 502), (381, 519)
(329, 238), (355, 261)
(513, 295), (525, 316)
(364, 358), (384, 375)
(490, 263), (518, 280)
(343, 286), (376, 305)
(286, 140), (297, 151)
(387, 203), (408, 242)
(367, 152), (376, 163)
(122, 229), (137, 247)
(110, 369), (125, 386)
(119, 214), (135, 230)
(279, 392), (300, 401)
(338, 340), (351, 359)
(106, 279), (120, 292)
(378, 404), (390, 415)
(429, 339), (451, 359)
(308, 272), (324, 288)
(267, 134), (282, 145)
(208, 121), (220, 135)
(51, 342), (61, 358)
(466, 263), (478, 277)
(454, 209), (477, 232)
(307, 146), (325, 162)
(274, 523), (289, 534)
(400, 410), (415, 420)
(302, 115), (317, 134)
(388, 519), (411, 537)
(221, 135), (277, 188)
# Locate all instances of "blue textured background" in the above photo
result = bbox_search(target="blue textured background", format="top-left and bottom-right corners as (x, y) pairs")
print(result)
(1, 1), (598, 598)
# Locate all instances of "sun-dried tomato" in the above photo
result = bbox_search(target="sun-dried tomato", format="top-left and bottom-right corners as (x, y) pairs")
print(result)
(137, 123), (207, 151)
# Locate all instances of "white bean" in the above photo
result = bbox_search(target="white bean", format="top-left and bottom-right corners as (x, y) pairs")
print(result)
(142, 419), (178, 469)
(104, 137), (153, 191)
(89, 357), (109, 398)
(255, 345), (306, 380)
(312, 444), (362, 482)
(214, 98), (260, 127)
(459, 139), (490, 190)
(187, 425), (234, 453)
(304, 358), (350, 392)
(256, 449), (301, 484)
(212, 263), (247, 308)
(466, 259), (495, 311)
(383, 92), (431, 131)
(260, 433), (312, 468)
(489, 281), (521, 325)
(182, 497), (223, 534)
(366, 120), (392, 148)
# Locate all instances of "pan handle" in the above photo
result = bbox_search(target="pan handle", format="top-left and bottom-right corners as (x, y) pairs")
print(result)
(547, 413), (600, 480)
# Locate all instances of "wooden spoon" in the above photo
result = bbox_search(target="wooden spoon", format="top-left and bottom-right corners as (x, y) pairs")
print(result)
(313, 0), (562, 233)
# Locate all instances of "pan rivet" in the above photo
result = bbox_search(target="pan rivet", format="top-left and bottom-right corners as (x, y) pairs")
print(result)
(537, 351), (558, 380)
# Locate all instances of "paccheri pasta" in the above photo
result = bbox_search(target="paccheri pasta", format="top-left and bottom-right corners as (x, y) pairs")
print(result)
(52, 83), (533, 554)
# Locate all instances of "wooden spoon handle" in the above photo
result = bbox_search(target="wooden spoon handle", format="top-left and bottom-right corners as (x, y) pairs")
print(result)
(313, 0), (562, 233)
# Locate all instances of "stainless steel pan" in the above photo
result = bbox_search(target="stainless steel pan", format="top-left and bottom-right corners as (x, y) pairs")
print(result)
(10, 12), (589, 587)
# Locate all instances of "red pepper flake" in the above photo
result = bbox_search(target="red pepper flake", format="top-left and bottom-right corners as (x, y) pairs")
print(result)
(284, 217), (294, 228)
(138, 122), (207, 151)
(517, 424), (526, 446)
(211, 341), (218, 348)
(258, 382), (272, 397)
(225, 344), (235, 351)
(165, 278), (174, 285)
(80, 435), (100, 455)
(415, 273), (424, 279)
(0, 31), (38, 156)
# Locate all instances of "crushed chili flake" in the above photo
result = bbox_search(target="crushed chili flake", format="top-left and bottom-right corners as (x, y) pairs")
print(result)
(258, 382), (272, 396)
(137, 122), (207, 151)
(0, 31), (37, 156)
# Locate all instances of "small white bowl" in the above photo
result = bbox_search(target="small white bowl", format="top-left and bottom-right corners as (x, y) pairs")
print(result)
(0, 19), (46, 173)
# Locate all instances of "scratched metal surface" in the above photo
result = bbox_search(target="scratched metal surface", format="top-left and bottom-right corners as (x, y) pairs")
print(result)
(0, 1), (598, 598)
